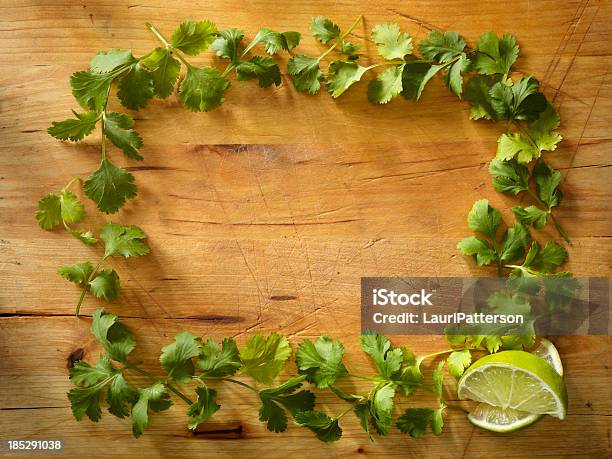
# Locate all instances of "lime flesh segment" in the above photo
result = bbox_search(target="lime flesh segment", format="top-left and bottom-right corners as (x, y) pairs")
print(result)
(467, 403), (541, 433)
(532, 338), (563, 376)
(458, 351), (567, 419)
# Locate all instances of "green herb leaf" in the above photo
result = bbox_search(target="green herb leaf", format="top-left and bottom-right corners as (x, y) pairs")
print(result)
(528, 104), (562, 152)
(465, 75), (498, 120)
(91, 308), (136, 362)
(106, 373), (136, 418)
(512, 205), (548, 229)
(197, 338), (242, 377)
(84, 159), (137, 214)
(171, 20), (217, 56)
(58, 261), (94, 285)
(457, 236), (497, 266)
(326, 61), (368, 98)
(533, 161), (562, 210)
(499, 223), (530, 262)
(70, 70), (120, 111)
(490, 76), (547, 121)
(400, 61), (443, 101)
(250, 29), (301, 54)
(90, 49), (134, 73)
(296, 336), (348, 388)
(69, 354), (113, 387)
(117, 63), (155, 110)
(496, 132), (539, 163)
(443, 54), (470, 97)
(294, 411), (342, 442)
(359, 334), (402, 380)
(418, 31), (466, 63)
(474, 32), (519, 76)
(132, 383), (173, 438)
(104, 112), (144, 160)
(467, 199), (502, 239)
(368, 65), (404, 104)
(489, 159), (530, 195)
(59, 189), (85, 223)
(371, 23), (412, 60)
(240, 332), (292, 384)
(258, 376), (315, 432)
(100, 222), (150, 258)
(447, 349), (472, 379)
(212, 28), (244, 63)
(187, 385), (220, 430)
(310, 17), (340, 44)
(521, 241), (568, 273)
(287, 55), (324, 94)
(89, 269), (120, 302)
(179, 67), (230, 112)
(160, 331), (202, 384)
(141, 47), (181, 98)
(35, 193), (62, 230)
(235, 56), (281, 88)
(397, 408), (436, 438)
(48, 110), (100, 141)
(370, 384), (395, 435)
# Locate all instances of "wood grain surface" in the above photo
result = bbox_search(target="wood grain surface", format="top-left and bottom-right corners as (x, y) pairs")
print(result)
(0, 0), (610, 457)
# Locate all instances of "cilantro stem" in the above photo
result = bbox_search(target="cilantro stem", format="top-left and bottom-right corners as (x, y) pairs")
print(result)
(347, 372), (380, 382)
(318, 15), (363, 62)
(74, 254), (107, 316)
(418, 349), (458, 361)
(221, 378), (259, 392)
(333, 404), (356, 421)
(145, 22), (193, 69)
(221, 63), (235, 78)
(525, 189), (571, 244)
(126, 363), (194, 405)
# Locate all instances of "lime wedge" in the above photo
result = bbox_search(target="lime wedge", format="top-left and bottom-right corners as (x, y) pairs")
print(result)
(532, 338), (563, 376)
(458, 351), (567, 427)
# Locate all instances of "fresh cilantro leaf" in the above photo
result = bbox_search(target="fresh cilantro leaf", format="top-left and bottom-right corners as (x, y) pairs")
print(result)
(235, 56), (281, 88)
(512, 205), (548, 229)
(418, 31), (466, 63)
(517, 241), (568, 274)
(84, 159), (137, 214)
(70, 69), (122, 111)
(68, 355), (115, 422)
(197, 338), (242, 377)
(91, 308), (136, 362)
(326, 61), (368, 98)
(160, 331), (202, 383)
(212, 29), (244, 63)
(400, 405), (445, 437)
(248, 28), (301, 55)
(70, 354), (113, 386)
(400, 61), (443, 101)
(141, 47), (181, 98)
(132, 383), (173, 438)
(457, 236), (497, 266)
(488, 291), (531, 316)
(340, 41), (360, 59)
(447, 349), (471, 379)
(359, 334), (402, 380)
(367, 65), (404, 104)
(104, 112), (144, 160)
(287, 55), (324, 94)
(100, 222), (150, 258)
(527, 103), (562, 152)
(490, 76), (547, 121)
(370, 384), (395, 435)
(90, 49), (134, 73)
(294, 411), (342, 442)
(239, 332), (292, 384)
(187, 385), (220, 430)
(496, 132), (539, 163)
(467, 199), (502, 239)
(499, 223), (530, 262)
(89, 269), (120, 302)
(60, 189), (85, 223)
(489, 158), (530, 195)
(295, 336), (348, 388)
(68, 229), (98, 245)
(106, 373), (136, 418)
(465, 75), (498, 120)
(48, 110), (100, 141)
(117, 63), (155, 110)
(432, 360), (445, 399)
(475, 32), (519, 76)
(171, 20), (217, 56)
(543, 272), (579, 308)
(58, 261), (94, 285)
(179, 66), (230, 112)
(533, 160), (562, 210)
(35, 194), (62, 229)
(443, 54), (470, 97)
(395, 347), (425, 395)
(371, 23), (412, 60)
(310, 16), (340, 44)
(258, 376), (315, 432)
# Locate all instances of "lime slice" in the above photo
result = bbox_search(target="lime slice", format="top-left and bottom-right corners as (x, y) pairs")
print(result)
(532, 338), (563, 376)
(458, 351), (567, 424)
(467, 403), (541, 432)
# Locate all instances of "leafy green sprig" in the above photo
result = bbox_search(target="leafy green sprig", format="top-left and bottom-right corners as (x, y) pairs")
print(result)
(58, 222), (150, 315)
(69, 309), (481, 441)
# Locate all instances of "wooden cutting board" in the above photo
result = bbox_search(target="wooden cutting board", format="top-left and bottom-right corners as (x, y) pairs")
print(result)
(0, 0), (610, 457)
